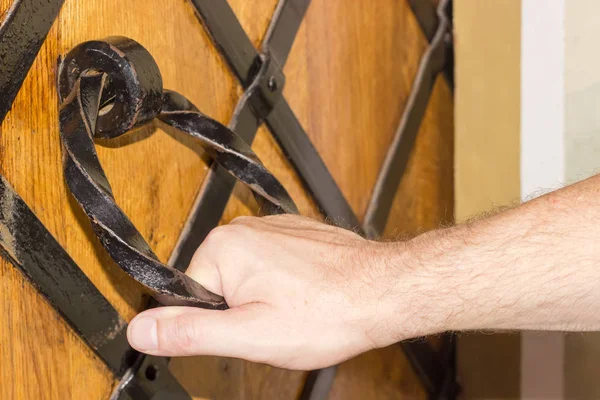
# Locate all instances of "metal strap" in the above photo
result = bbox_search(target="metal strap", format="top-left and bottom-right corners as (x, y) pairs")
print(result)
(0, 175), (135, 375)
(111, 354), (192, 400)
(299, 367), (337, 400)
(408, 0), (454, 89)
(263, 0), (311, 66)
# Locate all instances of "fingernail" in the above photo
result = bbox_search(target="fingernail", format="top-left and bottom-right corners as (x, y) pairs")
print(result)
(128, 317), (158, 351)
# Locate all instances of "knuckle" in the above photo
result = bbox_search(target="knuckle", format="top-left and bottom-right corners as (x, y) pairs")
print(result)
(173, 315), (199, 350)
(264, 214), (299, 223)
(224, 221), (255, 240)
(262, 214), (286, 221)
(230, 215), (255, 225)
(203, 225), (230, 249)
(158, 314), (201, 353)
(205, 222), (253, 244)
(201, 223), (255, 268)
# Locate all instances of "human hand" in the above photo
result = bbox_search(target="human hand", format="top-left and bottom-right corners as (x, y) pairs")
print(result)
(126, 215), (429, 369)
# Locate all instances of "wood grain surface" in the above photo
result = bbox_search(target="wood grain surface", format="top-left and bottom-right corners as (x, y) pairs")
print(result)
(0, 0), (453, 399)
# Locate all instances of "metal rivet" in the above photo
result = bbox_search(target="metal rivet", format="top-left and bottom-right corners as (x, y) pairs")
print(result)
(267, 76), (278, 92)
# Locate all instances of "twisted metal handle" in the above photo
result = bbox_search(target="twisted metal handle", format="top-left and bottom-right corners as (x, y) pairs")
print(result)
(158, 90), (297, 215)
(58, 37), (297, 308)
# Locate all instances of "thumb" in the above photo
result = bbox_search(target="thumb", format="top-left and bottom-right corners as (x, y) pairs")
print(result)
(127, 303), (273, 361)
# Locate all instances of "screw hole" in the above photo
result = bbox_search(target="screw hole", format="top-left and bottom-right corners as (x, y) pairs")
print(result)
(145, 364), (159, 381)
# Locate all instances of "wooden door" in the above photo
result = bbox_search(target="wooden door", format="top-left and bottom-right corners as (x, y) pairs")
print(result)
(0, 0), (453, 399)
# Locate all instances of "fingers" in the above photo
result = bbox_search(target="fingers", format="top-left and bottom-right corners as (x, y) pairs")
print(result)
(185, 222), (253, 296)
(186, 223), (256, 298)
(187, 243), (223, 296)
(127, 304), (274, 362)
(184, 215), (357, 303)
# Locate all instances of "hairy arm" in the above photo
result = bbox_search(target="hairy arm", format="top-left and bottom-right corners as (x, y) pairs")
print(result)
(127, 174), (600, 369)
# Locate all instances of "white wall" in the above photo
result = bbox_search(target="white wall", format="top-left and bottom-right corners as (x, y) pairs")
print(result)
(522, 0), (600, 398)
(520, 0), (565, 398)
(565, 0), (600, 182)
(564, 1), (600, 397)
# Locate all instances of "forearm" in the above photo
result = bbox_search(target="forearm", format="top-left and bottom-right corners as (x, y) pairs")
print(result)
(380, 174), (600, 342)
(128, 175), (600, 368)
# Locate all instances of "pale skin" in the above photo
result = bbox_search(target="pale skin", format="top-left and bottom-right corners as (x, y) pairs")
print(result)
(127, 173), (600, 370)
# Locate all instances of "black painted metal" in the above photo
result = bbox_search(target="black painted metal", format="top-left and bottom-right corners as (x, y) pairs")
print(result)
(58, 37), (297, 308)
(181, 3), (360, 399)
(0, 0), (65, 125)
(364, 1), (457, 398)
(401, 339), (454, 399)
(299, 366), (337, 400)
(408, 0), (454, 89)
(0, 175), (135, 375)
(58, 40), (225, 309)
(263, 0), (311, 67)
(159, 90), (298, 215)
(408, 0), (439, 41)
(436, 335), (459, 400)
(57, 36), (164, 139)
(55, 36), (304, 399)
(111, 354), (192, 400)
(363, 0), (453, 239)
(190, 0), (257, 85)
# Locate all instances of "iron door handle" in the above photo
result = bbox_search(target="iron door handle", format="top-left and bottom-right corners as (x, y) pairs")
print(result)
(57, 37), (298, 308)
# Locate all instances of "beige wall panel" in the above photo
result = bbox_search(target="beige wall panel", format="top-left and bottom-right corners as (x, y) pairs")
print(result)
(455, 0), (521, 398)
(455, 0), (521, 222)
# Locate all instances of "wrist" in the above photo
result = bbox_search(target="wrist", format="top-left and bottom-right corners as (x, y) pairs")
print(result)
(399, 225), (491, 334)
(355, 237), (455, 347)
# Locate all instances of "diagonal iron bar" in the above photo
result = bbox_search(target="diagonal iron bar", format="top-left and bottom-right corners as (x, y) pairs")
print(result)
(0, 0), (65, 124)
(0, 175), (134, 376)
